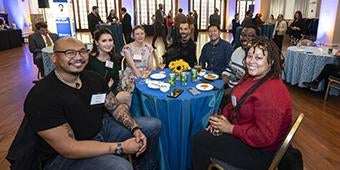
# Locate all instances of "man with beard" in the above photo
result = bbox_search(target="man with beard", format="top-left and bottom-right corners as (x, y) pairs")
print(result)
(87, 6), (103, 37)
(152, 3), (168, 49)
(163, 21), (197, 67)
(220, 24), (259, 107)
(21, 37), (161, 169)
(199, 25), (233, 75)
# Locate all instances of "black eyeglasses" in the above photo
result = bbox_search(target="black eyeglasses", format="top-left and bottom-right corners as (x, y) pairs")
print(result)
(54, 49), (89, 58)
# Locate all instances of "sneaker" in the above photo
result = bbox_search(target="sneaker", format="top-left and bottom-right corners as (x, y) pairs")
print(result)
(303, 81), (319, 89)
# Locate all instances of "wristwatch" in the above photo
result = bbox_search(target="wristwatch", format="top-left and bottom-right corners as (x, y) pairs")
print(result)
(131, 126), (142, 134)
(115, 143), (123, 155)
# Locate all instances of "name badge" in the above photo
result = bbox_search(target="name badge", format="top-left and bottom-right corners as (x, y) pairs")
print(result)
(133, 54), (142, 61)
(231, 95), (237, 107)
(105, 60), (114, 68)
(90, 93), (106, 105)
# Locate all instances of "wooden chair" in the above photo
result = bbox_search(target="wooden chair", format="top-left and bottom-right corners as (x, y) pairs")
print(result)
(208, 113), (304, 170)
(268, 113), (304, 170)
(324, 76), (340, 101)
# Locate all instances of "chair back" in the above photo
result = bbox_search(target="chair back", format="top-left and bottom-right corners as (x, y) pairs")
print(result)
(119, 57), (125, 79)
(268, 113), (304, 170)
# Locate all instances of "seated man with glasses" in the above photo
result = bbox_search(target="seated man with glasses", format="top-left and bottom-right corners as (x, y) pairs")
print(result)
(22, 37), (161, 169)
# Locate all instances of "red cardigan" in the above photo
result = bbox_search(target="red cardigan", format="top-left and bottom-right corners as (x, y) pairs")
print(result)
(222, 77), (292, 151)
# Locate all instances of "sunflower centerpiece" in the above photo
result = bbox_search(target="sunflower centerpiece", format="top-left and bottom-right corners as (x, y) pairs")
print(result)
(168, 59), (190, 74)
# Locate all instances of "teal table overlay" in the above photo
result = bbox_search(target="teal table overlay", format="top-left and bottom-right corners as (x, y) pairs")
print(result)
(131, 69), (224, 170)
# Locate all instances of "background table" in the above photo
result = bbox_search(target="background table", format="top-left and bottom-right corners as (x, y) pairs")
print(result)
(283, 46), (339, 95)
(131, 69), (224, 170)
(260, 24), (274, 38)
(96, 24), (124, 53)
(0, 29), (22, 51)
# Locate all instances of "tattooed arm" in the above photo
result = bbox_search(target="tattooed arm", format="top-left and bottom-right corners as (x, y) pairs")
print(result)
(37, 122), (140, 159)
(105, 92), (139, 130)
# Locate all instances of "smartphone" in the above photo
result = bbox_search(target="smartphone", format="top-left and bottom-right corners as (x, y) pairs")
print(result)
(167, 89), (184, 98)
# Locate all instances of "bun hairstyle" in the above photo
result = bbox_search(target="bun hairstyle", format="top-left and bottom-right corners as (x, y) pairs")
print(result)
(244, 36), (285, 79)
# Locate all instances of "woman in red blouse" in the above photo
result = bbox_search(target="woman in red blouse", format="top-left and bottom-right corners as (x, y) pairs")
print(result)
(192, 37), (292, 170)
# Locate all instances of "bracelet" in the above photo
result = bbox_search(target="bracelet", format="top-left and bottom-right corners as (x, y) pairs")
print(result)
(131, 126), (141, 134)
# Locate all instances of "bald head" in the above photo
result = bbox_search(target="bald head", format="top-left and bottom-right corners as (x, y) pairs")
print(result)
(53, 37), (85, 52)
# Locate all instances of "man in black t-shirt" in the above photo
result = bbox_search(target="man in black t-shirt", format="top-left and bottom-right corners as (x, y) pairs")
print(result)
(23, 37), (161, 170)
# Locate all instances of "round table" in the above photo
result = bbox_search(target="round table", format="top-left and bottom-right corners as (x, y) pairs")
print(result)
(283, 46), (339, 95)
(131, 69), (224, 170)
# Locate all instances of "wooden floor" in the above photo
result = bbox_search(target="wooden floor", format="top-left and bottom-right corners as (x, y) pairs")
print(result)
(0, 32), (339, 169)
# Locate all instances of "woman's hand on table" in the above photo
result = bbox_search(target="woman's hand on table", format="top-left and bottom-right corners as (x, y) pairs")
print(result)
(209, 115), (234, 134)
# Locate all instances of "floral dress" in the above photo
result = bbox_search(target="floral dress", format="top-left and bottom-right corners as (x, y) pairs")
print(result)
(120, 43), (153, 93)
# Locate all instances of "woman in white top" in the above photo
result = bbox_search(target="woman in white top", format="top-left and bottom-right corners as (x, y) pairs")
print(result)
(272, 14), (287, 50)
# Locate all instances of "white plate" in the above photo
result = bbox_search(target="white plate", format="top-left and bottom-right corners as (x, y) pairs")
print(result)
(150, 73), (166, 80)
(204, 73), (219, 80)
(196, 83), (214, 91)
(147, 81), (162, 89)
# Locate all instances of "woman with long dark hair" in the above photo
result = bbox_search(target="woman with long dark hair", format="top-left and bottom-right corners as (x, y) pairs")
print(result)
(287, 10), (304, 44)
(86, 28), (131, 105)
(193, 37), (292, 170)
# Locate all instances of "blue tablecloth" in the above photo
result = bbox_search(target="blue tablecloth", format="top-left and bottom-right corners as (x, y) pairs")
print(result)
(131, 69), (224, 170)
(260, 24), (274, 38)
(96, 24), (124, 53)
(283, 46), (339, 95)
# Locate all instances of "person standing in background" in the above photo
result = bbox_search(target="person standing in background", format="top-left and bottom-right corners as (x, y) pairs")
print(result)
(272, 14), (287, 50)
(121, 7), (133, 44)
(87, 6), (103, 37)
(193, 10), (198, 41)
(231, 13), (241, 45)
(209, 8), (221, 27)
(107, 9), (119, 24)
(187, 12), (195, 41)
(165, 10), (174, 43)
(152, 3), (168, 49)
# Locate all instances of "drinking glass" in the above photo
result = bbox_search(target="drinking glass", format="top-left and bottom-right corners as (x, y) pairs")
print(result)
(158, 58), (166, 74)
(211, 109), (223, 136)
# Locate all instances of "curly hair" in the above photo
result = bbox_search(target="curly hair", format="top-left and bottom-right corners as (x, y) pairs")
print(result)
(243, 36), (285, 79)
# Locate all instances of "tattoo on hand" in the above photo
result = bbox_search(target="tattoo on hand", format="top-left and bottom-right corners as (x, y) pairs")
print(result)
(62, 123), (75, 139)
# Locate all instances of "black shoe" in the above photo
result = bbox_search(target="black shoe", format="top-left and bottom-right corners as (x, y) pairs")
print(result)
(303, 81), (319, 89)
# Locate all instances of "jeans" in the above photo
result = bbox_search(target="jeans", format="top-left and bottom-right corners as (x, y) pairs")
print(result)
(44, 114), (161, 170)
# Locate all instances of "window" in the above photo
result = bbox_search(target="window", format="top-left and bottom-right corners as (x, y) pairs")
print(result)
(190, 0), (226, 30)
(72, 0), (121, 31)
(134, 0), (175, 25)
(236, 0), (255, 22)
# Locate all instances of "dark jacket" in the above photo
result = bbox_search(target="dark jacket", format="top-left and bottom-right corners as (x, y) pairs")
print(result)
(6, 116), (42, 170)
(121, 13), (132, 33)
(87, 12), (103, 33)
(28, 32), (58, 64)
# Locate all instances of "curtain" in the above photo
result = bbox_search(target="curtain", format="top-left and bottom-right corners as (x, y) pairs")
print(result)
(294, 0), (309, 18)
(269, 0), (285, 19)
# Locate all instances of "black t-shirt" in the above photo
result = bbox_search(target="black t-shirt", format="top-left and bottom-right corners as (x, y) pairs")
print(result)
(86, 55), (120, 94)
(24, 70), (109, 161)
